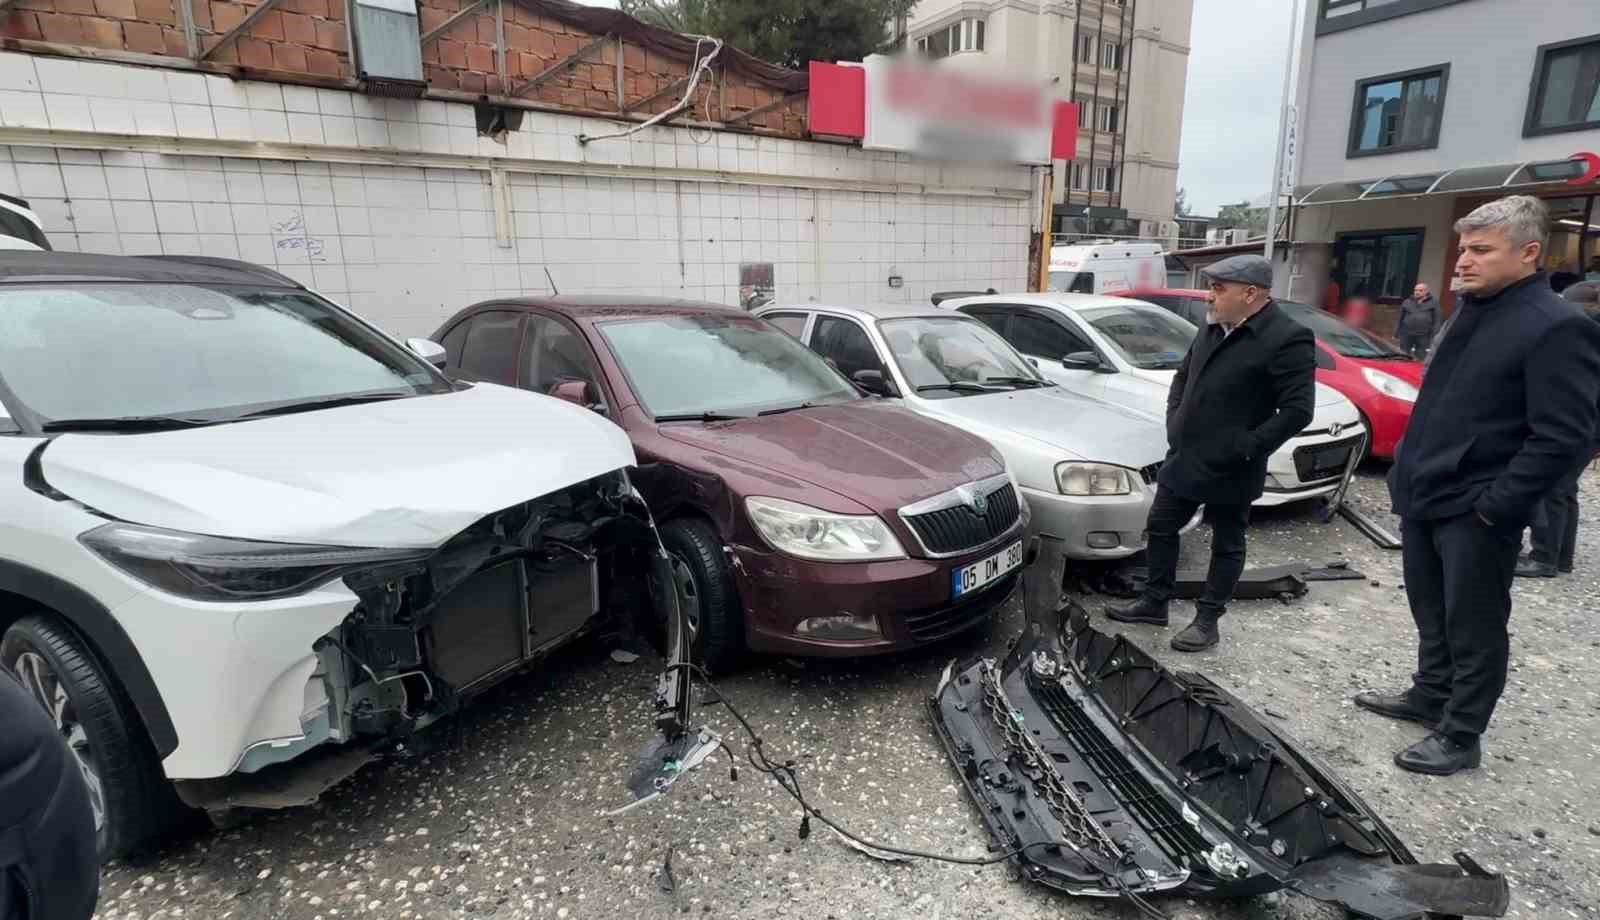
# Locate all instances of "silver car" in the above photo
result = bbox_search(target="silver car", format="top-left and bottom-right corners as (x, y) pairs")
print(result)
(756, 303), (1184, 560)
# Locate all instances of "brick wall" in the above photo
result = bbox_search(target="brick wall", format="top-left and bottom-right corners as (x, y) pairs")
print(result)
(1, 0), (807, 136)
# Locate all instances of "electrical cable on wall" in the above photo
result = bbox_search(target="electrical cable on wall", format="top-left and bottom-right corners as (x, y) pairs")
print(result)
(579, 36), (725, 146)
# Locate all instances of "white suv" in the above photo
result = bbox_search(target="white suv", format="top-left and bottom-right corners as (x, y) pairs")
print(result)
(0, 252), (658, 858)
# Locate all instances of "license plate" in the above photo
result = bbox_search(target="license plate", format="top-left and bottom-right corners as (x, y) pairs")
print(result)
(1309, 445), (1352, 476)
(952, 541), (1025, 599)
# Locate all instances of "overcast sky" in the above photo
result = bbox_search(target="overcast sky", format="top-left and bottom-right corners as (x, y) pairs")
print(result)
(1176, 0), (1297, 217)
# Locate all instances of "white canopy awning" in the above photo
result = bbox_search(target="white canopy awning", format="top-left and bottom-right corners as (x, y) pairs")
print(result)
(1293, 156), (1593, 207)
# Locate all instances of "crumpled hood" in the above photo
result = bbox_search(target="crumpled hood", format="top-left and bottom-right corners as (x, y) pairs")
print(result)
(919, 386), (1167, 468)
(655, 401), (1003, 514)
(41, 384), (636, 548)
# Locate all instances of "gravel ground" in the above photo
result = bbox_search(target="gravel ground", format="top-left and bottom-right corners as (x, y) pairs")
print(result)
(96, 470), (1600, 920)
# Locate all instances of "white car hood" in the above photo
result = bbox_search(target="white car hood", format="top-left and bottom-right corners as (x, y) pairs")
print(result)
(1125, 369), (1354, 419)
(917, 386), (1167, 468)
(41, 384), (636, 549)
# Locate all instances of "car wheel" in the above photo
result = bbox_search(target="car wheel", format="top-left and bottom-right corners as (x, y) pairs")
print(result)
(658, 518), (744, 673)
(1, 615), (192, 861)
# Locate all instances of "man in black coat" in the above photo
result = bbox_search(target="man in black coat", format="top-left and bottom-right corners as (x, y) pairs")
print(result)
(1, 669), (100, 920)
(1105, 254), (1316, 651)
(1359, 195), (1600, 776)
(1395, 282), (1440, 359)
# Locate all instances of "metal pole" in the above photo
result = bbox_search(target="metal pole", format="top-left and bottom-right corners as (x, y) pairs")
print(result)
(1263, 0), (1301, 261)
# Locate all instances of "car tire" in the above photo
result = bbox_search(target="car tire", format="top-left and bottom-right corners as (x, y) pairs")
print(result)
(659, 518), (744, 674)
(1, 615), (193, 861)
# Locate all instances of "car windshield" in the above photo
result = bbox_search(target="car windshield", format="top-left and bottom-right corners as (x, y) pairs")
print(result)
(1277, 300), (1408, 359)
(598, 314), (859, 418)
(0, 283), (447, 427)
(879, 315), (1044, 396)
(1078, 303), (1196, 370)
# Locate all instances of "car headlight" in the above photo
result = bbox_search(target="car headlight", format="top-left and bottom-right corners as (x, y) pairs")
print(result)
(80, 522), (430, 602)
(744, 497), (905, 561)
(1362, 367), (1418, 403)
(1056, 462), (1134, 496)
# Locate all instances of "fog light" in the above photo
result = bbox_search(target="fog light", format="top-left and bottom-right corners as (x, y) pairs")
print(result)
(1086, 532), (1120, 549)
(1264, 474), (1285, 489)
(795, 613), (882, 640)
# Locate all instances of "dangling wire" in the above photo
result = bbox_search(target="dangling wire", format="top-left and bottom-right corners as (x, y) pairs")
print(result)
(580, 35), (724, 146)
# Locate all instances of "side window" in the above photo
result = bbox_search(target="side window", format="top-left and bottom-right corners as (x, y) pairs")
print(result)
(962, 308), (1010, 336)
(811, 316), (880, 380)
(439, 320), (470, 367)
(1139, 294), (1179, 312)
(1009, 312), (1088, 359)
(764, 312), (809, 339)
(1181, 298), (1212, 325)
(523, 316), (605, 405)
(458, 310), (524, 385)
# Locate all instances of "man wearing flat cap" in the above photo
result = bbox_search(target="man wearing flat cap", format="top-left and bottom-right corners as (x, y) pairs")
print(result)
(1106, 254), (1316, 651)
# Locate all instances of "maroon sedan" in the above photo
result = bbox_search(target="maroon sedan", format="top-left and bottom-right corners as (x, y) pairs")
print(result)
(430, 298), (1028, 669)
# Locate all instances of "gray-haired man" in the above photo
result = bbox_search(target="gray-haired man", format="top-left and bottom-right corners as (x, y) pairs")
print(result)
(1358, 196), (1600, 775)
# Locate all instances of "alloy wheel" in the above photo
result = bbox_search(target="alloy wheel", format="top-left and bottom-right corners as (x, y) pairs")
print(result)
(13, 650), (107, 839)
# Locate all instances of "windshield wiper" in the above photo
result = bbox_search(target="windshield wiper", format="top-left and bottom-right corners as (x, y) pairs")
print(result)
(42, 415), (216, 433)
(654, 411), (752, 423)
(234, 392), (415, 420)
(916, 382), (1008, 394)
(981, 376), (1054, 389)
(758, 401), (838, 417)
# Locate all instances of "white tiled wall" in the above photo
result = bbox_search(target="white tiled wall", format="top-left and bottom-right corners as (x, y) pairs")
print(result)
(0, 53), (1035, 337)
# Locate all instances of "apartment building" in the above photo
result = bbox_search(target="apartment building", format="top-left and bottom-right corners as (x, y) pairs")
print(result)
(907, 0), (1195, 242)
(1288, 0), (1600, 317)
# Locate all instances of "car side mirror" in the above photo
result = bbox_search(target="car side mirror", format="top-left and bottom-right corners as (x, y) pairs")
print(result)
(1061, 350), (1111, 373)
(1025, 356), (1039, 368)
(850, 368), (894, 397)
(406, 337), (448, 368)
(548, 379), (606, 414)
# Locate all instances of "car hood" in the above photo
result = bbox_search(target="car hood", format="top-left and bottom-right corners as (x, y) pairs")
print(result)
(916, 386), (1166, 468)
(654, 401), (1003, 514)
(1126, 368), (1349, 409)
(40, 384), (636, 549)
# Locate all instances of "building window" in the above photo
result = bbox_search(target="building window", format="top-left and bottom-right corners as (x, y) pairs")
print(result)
(1101, 41), (1123, 70)
(1348, 64), (1448, 157)
(1097, 103), (1120, 132)
(1078, 34), (1096, 64)
(1075, 97), (1091, 128)
(916, 17), (985, 59)
(1525, 34), (1600, 137)
(1322, 0), (1369, 16)
(1335, 228), (1424, 303)
(1070, 162), (1087, 191)
(1093, 165), (1117, 193)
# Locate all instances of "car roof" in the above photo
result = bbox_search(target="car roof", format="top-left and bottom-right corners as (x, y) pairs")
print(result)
(0, 251), (302, 287)
(940, 292), (1162, 312)
(482, 296), (745, 321)
(765, 302), (964, 322)
(1128, 287), (1208, 298)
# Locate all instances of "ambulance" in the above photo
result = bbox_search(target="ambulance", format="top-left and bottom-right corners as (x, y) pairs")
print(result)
(1047, 241), (1166, 295)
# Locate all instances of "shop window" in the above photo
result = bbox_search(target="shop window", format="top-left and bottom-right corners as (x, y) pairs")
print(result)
(1349, 65), (1448, 157)
(1524, 34), (1600, 137)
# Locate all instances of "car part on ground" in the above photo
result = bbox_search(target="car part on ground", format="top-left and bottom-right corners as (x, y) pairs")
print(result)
(929, 535), (1507, 918)
(1073, 560), (1366, 601)
(1337, 504), (1405, 550)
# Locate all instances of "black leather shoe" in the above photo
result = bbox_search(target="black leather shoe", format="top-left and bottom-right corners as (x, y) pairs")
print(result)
(1104, 597), (1169, 626)
(1394, 733), (1482, 776)
(1514, 559), (1557, 578)
(1170, 612), (1220, 652)
(1353, 690), (1442, 728)
(1558, 563), (1574, 574)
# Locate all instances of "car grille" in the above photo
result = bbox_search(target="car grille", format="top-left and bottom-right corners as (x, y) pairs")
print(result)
(903, 481), (1021, 555)
(1291, 435), (1362, 483)
(1030, 673), (1211, 864)
(903, 572), (1019, 641)
(1138, 461), (1162, 485)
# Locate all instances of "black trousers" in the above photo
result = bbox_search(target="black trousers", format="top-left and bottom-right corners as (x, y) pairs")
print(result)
(1400, 332), (1432, 360)
(1530, 470), (1581, 569)
(1400, 513), (1519, 742)
(1142, 486), (1250, 615)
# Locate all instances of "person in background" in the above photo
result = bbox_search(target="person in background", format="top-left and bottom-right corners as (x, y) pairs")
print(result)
(1341, 293), (1373, 331)
(1323, 274), (1343, 314)
(1358, 196), (1600, 776)
(1516, 280), (1600, 578)
(1, 670), (100, 920)
(1395, 282), (1440, 359)
(1104, 254), (1315, 652)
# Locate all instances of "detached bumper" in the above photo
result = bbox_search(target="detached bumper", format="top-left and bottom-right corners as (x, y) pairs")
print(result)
(1022, 485), (1154, 560)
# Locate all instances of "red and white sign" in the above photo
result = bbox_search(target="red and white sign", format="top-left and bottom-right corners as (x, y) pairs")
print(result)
(808, 56), (1076, 165)
(1568, 151), (1600, 185)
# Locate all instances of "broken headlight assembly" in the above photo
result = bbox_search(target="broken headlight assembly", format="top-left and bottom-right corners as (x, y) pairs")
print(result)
(744, 496), (905, 561)
(1056, 462), (1133, 496)
(80, 522), (430, 601)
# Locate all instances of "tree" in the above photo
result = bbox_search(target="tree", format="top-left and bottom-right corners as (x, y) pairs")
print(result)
(1215, 200), (1267, 236)
(1174, 186), (1190, 218)
(621, 0), (915, 69)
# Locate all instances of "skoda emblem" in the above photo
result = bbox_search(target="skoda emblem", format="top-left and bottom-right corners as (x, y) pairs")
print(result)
(969, 489), (989, 516)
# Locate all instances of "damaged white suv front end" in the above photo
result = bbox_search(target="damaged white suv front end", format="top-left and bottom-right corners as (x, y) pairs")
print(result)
(0, 253), (662, 858)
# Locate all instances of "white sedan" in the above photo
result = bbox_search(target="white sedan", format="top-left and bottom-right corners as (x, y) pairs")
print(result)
(943, 293), (1366, 507)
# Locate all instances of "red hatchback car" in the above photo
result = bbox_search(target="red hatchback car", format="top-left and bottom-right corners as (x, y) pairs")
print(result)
(1131, 289), (1423, 459)
(430, 298), (1028, 670)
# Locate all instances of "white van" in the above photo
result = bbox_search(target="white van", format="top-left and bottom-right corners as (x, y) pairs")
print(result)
(1048, 241), (1165, 295)
(0, 195), (51, 251)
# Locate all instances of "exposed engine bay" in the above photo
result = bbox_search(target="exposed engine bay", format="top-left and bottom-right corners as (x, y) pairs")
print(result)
(928, 536), (1510, 919)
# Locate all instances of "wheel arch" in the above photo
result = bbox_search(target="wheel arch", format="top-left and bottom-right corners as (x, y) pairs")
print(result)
(0, 562), (177, 759)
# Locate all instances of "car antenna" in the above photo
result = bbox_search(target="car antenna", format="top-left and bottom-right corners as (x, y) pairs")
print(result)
(544, 267), (560, 295)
